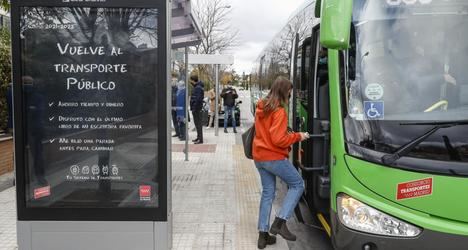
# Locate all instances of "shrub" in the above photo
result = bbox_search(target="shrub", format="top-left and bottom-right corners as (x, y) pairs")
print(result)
(0, 27), (11, 131)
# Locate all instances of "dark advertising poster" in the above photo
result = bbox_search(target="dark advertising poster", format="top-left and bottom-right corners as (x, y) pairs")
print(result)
(20, 7), (160, 208)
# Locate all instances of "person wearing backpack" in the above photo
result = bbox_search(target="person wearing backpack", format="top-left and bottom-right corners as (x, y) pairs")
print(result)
(252, 76), (310, 249)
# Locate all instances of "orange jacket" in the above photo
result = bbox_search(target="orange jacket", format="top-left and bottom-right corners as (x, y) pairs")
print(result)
(253, 100), (301, 161)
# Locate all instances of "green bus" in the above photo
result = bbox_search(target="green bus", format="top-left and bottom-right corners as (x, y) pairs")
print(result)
(250, 0), (468, 249)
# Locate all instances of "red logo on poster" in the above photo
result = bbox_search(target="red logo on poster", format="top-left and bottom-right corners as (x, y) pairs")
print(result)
(34, 186), (51, 200)
(397, 178), (433, 201)
(139, 185), (151, 201)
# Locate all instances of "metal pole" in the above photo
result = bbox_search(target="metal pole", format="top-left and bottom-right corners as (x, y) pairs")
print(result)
(185, 46), (189, 161)
(215, 64), (219, 136)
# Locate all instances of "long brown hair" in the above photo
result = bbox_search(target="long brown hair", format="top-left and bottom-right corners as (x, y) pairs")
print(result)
(263, 76), (293, 115)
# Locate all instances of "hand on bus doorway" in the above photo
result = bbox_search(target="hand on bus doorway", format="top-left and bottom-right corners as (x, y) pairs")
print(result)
(299, 132), (310, 142)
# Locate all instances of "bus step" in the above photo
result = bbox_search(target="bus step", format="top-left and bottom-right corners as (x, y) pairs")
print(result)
(318, 175), (330, 199)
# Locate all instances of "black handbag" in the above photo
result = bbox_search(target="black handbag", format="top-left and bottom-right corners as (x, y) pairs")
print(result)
(242, 124), (256, 159)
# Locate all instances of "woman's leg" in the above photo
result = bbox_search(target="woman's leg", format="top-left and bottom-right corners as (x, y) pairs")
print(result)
(208, 111), (214, 127)
(265, 160), (304, 220)
(178, 120), (186, 140)
(255, 162), (277, 232)
(224, 106), (229, 129)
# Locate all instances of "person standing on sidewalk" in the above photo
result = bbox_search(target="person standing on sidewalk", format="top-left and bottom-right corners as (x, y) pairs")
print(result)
(176, 80), (186, 141)
(252, 76), (309, 249)
(189, 75), (204, 144)
(221, 82), (238, 133)
(206, 87), (217, 128)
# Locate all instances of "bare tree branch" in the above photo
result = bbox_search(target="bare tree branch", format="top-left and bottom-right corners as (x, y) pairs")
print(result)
(192, 0), (239, 54)
(191, 0), (239, 88)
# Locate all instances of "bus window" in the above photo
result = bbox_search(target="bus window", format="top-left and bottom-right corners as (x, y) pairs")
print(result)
(295, 47), (302, 93)
(298, 40), (312, 104)
(303, 43), (312, 91)
(313, 36), (329, 120)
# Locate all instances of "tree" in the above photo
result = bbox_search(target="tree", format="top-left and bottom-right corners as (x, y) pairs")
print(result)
(259, 6), (313, 89)
(0, 27), (11, 131)
(193, 0), (238, 54)
(0, 3), (11, 131)
(273, 9), (310, 76)
(1, 0), (9, 11)
(220, 71), (232, 86)
(192, 0), (238, 89)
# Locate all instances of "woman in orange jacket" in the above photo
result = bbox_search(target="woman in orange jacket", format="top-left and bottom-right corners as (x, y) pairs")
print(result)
(253, 76), (310, 249)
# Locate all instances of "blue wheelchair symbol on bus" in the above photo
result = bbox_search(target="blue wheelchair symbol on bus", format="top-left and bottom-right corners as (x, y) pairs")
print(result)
(364, 101), (384, 120)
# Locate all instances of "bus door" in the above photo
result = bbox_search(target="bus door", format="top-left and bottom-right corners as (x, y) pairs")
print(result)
(293, 35), (320, 212)
(302, 25), (331, 214)
(292, 37), (305, 165)
(293, 37), (312, 168)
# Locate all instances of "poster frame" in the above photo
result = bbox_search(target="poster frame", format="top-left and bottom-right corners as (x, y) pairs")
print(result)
(11, 0), (169, 222)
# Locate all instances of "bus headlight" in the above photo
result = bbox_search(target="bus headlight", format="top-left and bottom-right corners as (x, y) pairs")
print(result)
(337, 194), (422, 237)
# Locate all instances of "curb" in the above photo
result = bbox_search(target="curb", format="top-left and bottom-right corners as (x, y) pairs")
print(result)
(0, 173), (15, 192)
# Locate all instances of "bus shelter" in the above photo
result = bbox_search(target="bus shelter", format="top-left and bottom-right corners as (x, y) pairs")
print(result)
(11, 0), (171, 249)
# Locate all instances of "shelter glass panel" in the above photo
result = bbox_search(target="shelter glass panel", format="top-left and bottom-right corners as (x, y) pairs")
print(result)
(20, 7), (161, 208)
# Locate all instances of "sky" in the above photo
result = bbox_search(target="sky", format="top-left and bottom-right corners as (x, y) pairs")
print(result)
(225, 0), (305, 74)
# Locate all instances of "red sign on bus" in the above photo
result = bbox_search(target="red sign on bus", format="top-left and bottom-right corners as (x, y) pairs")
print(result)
(397, 178), (433, 201)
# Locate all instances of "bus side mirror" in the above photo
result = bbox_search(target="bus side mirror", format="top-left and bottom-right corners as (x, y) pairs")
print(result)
(320, 0), (353, 50)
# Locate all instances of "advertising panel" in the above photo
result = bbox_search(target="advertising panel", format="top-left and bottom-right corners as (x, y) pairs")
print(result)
(12, 0), (168, 221)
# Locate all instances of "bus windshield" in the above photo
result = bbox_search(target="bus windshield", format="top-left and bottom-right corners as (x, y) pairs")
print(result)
(349, 0), (468, 121)
(344, 0), (468, 165)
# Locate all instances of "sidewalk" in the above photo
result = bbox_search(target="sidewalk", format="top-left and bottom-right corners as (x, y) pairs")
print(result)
(171, 91), (289, 249)
(172, 116), (288, 249)
(0, 187), (16, 250)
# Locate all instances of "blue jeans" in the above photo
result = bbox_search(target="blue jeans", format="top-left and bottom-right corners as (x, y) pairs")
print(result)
(255, 159), (304, 232)
(223, 106), (236, 129)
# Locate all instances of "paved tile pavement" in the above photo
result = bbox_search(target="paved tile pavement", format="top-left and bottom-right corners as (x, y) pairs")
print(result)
(171, 92), (289, 249)
(0, 173), (14, 193)
(171, 123), (289, 250)
(171, 144), (217, 153)
(0, 187), (17, 250)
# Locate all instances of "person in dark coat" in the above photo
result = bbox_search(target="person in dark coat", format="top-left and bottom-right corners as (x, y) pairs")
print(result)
(221, 82), (238, 133)
(176, 80), (186, 140)
(189, 75), (204, 144)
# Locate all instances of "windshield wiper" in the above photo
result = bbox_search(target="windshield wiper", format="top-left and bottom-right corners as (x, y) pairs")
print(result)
(381, 120), (468, 165)
(399, 120), (468, 126)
